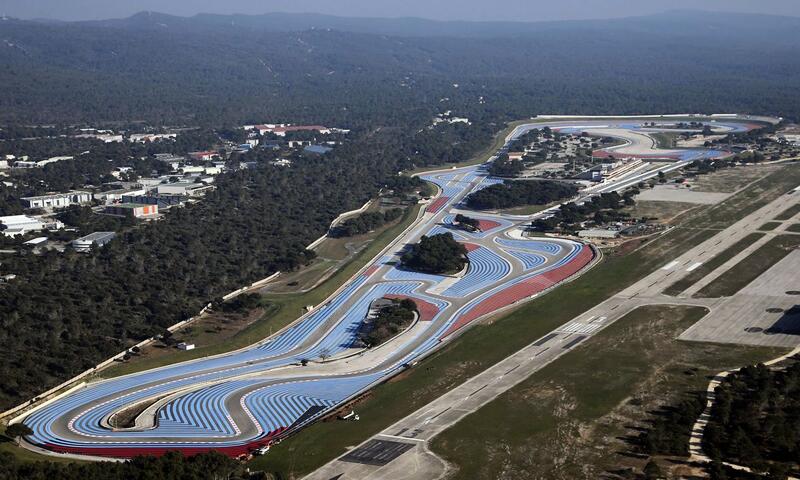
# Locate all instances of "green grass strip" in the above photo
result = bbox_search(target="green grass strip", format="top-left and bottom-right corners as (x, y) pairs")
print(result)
(774, 203), (800, 221)
(663, 232), (765, 296)
(696, 234), (800, 298)
(759, 222), (782, 231)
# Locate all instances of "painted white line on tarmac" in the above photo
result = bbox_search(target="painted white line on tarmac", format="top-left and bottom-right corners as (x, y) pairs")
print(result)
(662, 260), (679, 270)
(687, 262), (703, 272)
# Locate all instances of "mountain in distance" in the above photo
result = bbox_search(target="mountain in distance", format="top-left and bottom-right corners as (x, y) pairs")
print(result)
(2, 10), (800, 125)
(27, 9), (800, 42)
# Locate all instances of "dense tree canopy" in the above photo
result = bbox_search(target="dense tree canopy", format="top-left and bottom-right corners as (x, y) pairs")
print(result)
(0, 451), (250, 480)
(329, 209), (404, 238)
(0, 120), (492, 410)
(357, 298), (418, 347)
(704, 363), (800, 471)
(465, 180), (577, 210)
(401, 233), (468, 274)
(487, 155), (525, 177)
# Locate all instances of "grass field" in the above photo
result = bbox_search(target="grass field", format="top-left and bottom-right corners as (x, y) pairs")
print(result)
(429, 306), (784, 480)
(0, 428), (81, 464)
(786, 223), (800, 233)
(8, 141), (797, 471)
(650, 132), (678, 148)
(249, 248), (670, 477)
(774, 203), (800, 221)
(759, 221), (783, 231)
(100, 203), (424, 379)
(687, 167), (800, 230)
(689, 165), (781, 194)
(696, 234), (800, 298)
(625, 200), (697, 224)
(499, 203), (553, 216)
(662, 232), (765, 296)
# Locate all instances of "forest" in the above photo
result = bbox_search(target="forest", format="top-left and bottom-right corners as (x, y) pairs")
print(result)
(465, 180), (577, 210)
(633, 361), (800, 479)
(357, 298), (418, 347)
(703, 363), (800, 474)
(2, 12), (800, 127)
(0, 450), (257, 480)
(487, 155), (525, 177)
(0, 5), (799, 450)
(401, 233), (468, 274)
(531, 191), (635, 232)
(0, 121), (496, 410)
(454, 214), (480, 231)
(328, 208), (404, 238)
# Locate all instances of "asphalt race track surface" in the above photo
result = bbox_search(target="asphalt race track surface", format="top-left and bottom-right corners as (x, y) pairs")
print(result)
(20, 115), (765, 459)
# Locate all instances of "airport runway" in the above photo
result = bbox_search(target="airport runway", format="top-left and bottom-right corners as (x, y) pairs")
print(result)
(17, 115), (770, 460)
(305, 138), (800, 480)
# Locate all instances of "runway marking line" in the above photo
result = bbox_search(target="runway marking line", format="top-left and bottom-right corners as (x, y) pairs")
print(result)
(467, 384), (489, 398)
(662, 260), (679, 270)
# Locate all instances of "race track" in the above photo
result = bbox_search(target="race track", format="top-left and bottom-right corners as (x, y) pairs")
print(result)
(19, 115), (767, 459)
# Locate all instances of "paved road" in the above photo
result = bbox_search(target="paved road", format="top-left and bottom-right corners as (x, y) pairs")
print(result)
(17, 115), (771, 460)
(304, 167), (800, 480)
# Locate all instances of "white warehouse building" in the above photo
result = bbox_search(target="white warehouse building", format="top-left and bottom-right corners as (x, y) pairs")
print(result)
(21, 191), (93, 210)
(0, 215), (64, 237)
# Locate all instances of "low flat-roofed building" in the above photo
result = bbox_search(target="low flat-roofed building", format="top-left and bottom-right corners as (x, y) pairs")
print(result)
(121, 194), (186, 210)
(156, 182), (214, 197)
(189, 151), (219, 162)
(21, 190), (93, 210)
(104, 203), (159, 219)
(37, 156), (74, 167)
(95, 187), (147, 204)
(130, 133), (177, 143)
(23, 236), (48, 247)
(0, 215), (45, 237)
(76, 133), (123, 143)
(13, 161), (39, 169)
(303, 144), (333, 155)
(578, 229), (620, 239)
(179, 166), (205, 174)
(72, 231), (116, 252)
(137, 176), (170, 187)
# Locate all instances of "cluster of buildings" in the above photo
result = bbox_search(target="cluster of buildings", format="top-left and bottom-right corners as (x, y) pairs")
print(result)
(74, 128), (177, 144)
(3, 155), (225, 239)
(0, 215), (64, 238)
(575, 158), (646, 183)
(431, 111), (471, 128)
(5, 155), (76, 169)
(235, 123), (347, 158)
(774, 125), (800, 146)
(244, 124), (334, 137)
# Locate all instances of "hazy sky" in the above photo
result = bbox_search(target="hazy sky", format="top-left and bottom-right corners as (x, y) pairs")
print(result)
(1, 0), (799, 22)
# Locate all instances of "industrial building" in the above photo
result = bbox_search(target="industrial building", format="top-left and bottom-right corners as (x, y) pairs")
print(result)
(578, 229), (620, 239)
(156, 182), (214, 197)
(94, 187), (147, 204)
(21, 191), (93, 210)
(72, 232), (116, 252)
(1, 215), (46, 237)
(121, 194), (187, 210)
(0, 215), (63, 237)
(304, 145), (333, 155)
(104, 203), (159, 219)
